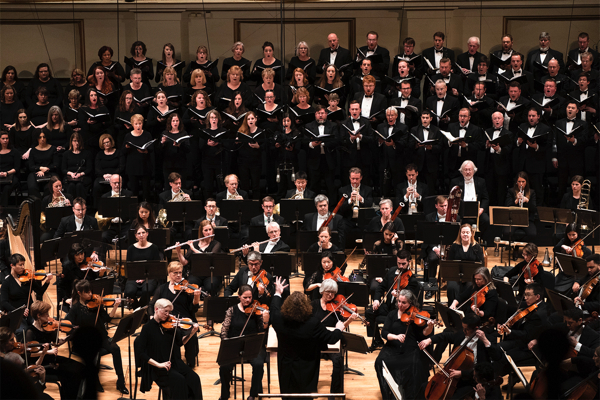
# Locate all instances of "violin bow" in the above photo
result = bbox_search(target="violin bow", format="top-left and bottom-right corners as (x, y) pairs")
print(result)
(94, 289), (104, 326)
(456, 282), (492, 310)
(168, 314), (180, 363)
(26, 270), (34, 311)
(320, 293), (354, 323)
(511, 257), (534, 288)
(239, 302), (258, 337)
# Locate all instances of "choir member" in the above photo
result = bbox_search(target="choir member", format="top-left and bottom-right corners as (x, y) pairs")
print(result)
(1, 65), (26, 104)
(113, 90), (139, 147)
(65, 68), (89, 106)
(500, 53), (534, 99)
(62, 132), (92, 199)
(93, 133), (121, 201)
(569, 73), (597, 123)
(408, 110), (443, 193)
(275, 114), (302, 199)
(87, 45), (126, 84)
(316, 33), (353, 76)
(185, 69), (212, 106)
(385, 59), (421, 103)
(540, 59), (569, 97)
(183, 45), (219, 87)
(123, 68), (152, 111)
(125, 41), (154, 86)
(456, 36), (485, 75)
(286, 68), (314, 107)
(27, 130), (59, 199)
(339, 101), (374, 186)
(0, 131), (19, 207)
(483, 111), (513, 205)
(425, 80), (460, 130)
(155, 43), (185, 85)
(446, 108), (484, 180)
(568, 32), (600, 71)
(489, 34), (514, 74)
(429, 58), (463, 98)
(64, 89), (82, 135)
(463, 59), (500, 105)
(349, 59), (382, 99)
(1, 84), (23, 130)
(357, 31), (390, 79)
(88, 65), (118, 114)
(220, 41), (251, 82)
(29, 87), (52, 128)
(314, 64), (345, 107)
(286, 41), (316, 84)
(198, 109), (227, 199)
(160, 113), (190, 190)
(571, 53), (599, 91)
(392, 37), (424, 80)
(376, 107), (408, 196)
(290, 87), (315, 127)
(42, 105), (71, 156)
(531, 79), (565, 124)
(388, 78), (422, 129)
(254, 67), (283, 105)
(122, 113), (154, 201)
(146, 90), (177, 138)
(251, 41), (284, 85)
(215, 66), (254, 111)
(497, 82), (530, 132)
(78, 89), (111, 155)
(353, 75), (387, 126)
(422, 31), (456, 96)
(157, 66), (185, 110)
(235, 111), (263, 199)
(525, 32), (565, 81)
(25, 63), (63, 108)
(504, 172), (537, 243)
(9, 109), (36, 157)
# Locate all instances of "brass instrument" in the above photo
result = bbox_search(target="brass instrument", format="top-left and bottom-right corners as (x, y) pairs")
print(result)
(578, 180), (591, 210)
(274, 192), (305, 214)
(226, 190), (242, 200)
(157, 191), (190, 228)
(94, 211), (113, 231)
(352, 187), (360, 219)
(408, 180), (417, 215)
(170, 191), (190, 202)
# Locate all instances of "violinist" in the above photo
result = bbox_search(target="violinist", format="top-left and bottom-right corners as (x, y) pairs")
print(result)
(374, 289), (434, 400)
(366, 250), (419, 351)
(306, 226), (341, 253)
(493, 283), (547, 379)
(503, 242), (543, 299)
(125, 225), (162, 309)
(0, 253), (53, 337)
(446, 224), (484, 304)
(26, 300), (83, 399)
(312, 279), (359, 394)
(304, 251), (345, 299)
(574, 255), (600, 326)
(554, 223), (592, 295)
(150, 262), (202, 368)
(224, 251), (274, 305)
(418, 315), (498, 399)
(450, 267), (498, 326)
(136, 298), (202, 400)
(57, 243), (101, 310)
(219, 284), (268, 400)
(65, 279), (128, 394)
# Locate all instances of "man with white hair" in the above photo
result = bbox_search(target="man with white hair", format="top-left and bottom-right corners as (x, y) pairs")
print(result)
(457, 36), (484, 74)
(450, 160), (490, 233)
(525, 31), (565, 81)
(245, 221), (290, 254)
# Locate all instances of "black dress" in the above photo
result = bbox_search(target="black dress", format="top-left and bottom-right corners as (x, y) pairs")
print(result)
(0, 274), (49, 336)
(455, 284), (499, 322)
(77, 105), (111, 154)
(219, 305), (266, 399)
(87, 61), (126, 83)
(503, 258), (544, 299)
(27, 146), (59, 199)
(124, 243), (161, 303)
(374, 310), (432, 400)
(61, 149), (93, 199)
(310, 298), (344, 393)
(155, 60), (185, 85)
(214, 82), (254, 111)
(29, 102), (52, 127)
(135, 318), (202, 399)
(237, 127), (265, 200)
(93, 149), (121, 200)
(124, 57), (154, 86)
(161, 131), (191, 189)
(9, 126), (37, 155)
(183, 240), (223, 296)
(0, 148), (20, 206)
(446, 243), (485, 303)
(122, 130), (154, 201)
(220, 57), (252, 82)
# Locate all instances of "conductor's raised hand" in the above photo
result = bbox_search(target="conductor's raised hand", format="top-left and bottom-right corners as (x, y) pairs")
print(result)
(274, 276), (288, 296)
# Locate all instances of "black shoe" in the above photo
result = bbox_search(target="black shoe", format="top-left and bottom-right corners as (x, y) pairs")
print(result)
(425, 291), (433, 300)
(117, 381), (129, 395)
(368, 340), (384, 352)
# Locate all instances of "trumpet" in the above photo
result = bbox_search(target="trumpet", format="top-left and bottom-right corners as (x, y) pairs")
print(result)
(408, 180), (417, 215)
(352, 187), (360, 219)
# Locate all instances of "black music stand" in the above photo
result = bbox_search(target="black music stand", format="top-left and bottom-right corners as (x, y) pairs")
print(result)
(43, 207), (72, 230)
(261, 253), (293, 278)
(365, 255), (396, 281)
(362, 232), (383, 252)
(492, 279), (518, 308)
(417, 221), (460, 284)
(0, 305), (26, 334)
(402, 213), (426, 266)
(90, 276), (117, 296)
(555, 253), (588, 280)
(128, 228), (169, 249)
(248, 225), (269, 244)
(203, 296), (240, 338)
(279, 199), (313, 225)
(56, 231), (104, 261)
(545, 289), (576, 316)
(165, 201), (203, 233)
(125, 261), (168, 309)
(435, 302), (463, 332)
(337, 281), (369, 308)
(217, 332), (265, 400)
(439, 260), (481, 286)
(296, 231), (318, 251)
(40, 238), (60, 272)
(340, 328), (369, 378)
(301, 252), (345, 278)
(219, 200), (261, 229)
(576, 209), (599, 247)
(99, 196), (137, 271)
(538, 206), (574, 235)
(112, 305), (148, 400)
(356, 207), (376, 229)
(490, 206), (530, 267)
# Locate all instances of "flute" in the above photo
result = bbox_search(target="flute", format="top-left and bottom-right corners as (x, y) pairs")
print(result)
(165, 235), (215, 251)
(229, 236), (281, 253)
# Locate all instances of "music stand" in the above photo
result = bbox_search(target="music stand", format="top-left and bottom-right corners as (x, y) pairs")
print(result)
(56, 231), (105, 264)
(417, 221), (460, 283)
(545, 289), (576, 316)
(490, 207), (530, 267)
(0, 305), (26, 334)
(43, 206), (72, 230)
(337, 281), (369, 308)
(356, 207), (376, 229)
(401, 213), (426, 267)
(362, 232), (383, 252)
(538, 206), (574, 235)
(112, 305), (148, 399)
(435, 302), (463, 332)
(439, 260), (481, 286)
(296, 231), (318, 251)
(165, 201), (203, 233)
(279, 199), (313, 225)
(365, 254), (395, 278)
(125, 261), (168, 309)
(576, 209), (599, 247)
(382, 360), (404, 400)
(128, 228), (169, 249)
(555, 253), (588, 280)
(492, 279), (518, 308)
(220, 200), (262, 229)
(261, 253), (293, 278)
(301, 252), (345, 278)
(40, 238), (60, 272)
(217, 332), (266, 400)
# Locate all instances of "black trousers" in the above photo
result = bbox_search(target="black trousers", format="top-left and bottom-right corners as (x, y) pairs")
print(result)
(124, 279), (158, 306)
(321, 351), (344, 393)
(100, 337), (124, 381)
(239, 162), (261, 200)
(219, 347), (266, 399)
(153, 362), (202, 400)
(0, 176), (19, 206)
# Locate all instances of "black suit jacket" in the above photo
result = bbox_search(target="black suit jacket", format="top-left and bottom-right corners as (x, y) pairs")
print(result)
(531, 93), (566, 124)
(425, 95), (460, 129)
(513, 123), (551, 174)
(302, 212), (343, 233)
(224, 266), (274, 302)
(316, 46), (353, 74)
(497, 95), (531, 132)
(461, 94), (496, 129)
(258, 240), (291, 254)
(357, 45), (390, 78)
(490, 50), (514, 74)
(374, 266), (419, 305)
(430, 73), (464, 97)
(446, 122), (484, 169)
(352, 92), (387, 125)
(464, 73), (500, 100)
(456, 51), (485, 73)
(337, 184), (374, 219)
(483, 127), (514, 175)
(395, 181), (429, 211)
(408, 124), (443, 173)
(553, 118), (588, 169)
(284, 189), (316, 199)
(54, 214), (99, 238)
(158, 189), (192, 209)
(250, 214), (286, 227)
(384, 74), (421, 100)
(450, 176), (490, 211)
(502, 302), (548, 345)
(215, 189), (249, 205)
(193, 215), (228, 229)
(304, 120), (339, 170)
(388, 96), (422, 129)
(525, 48), (565, 80)
(338, 116), (374, 167)
(375, 121), (410, 168)
(421, 47), (456, 73)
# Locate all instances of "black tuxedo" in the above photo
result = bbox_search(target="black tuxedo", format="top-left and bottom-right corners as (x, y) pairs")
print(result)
(395, 181), (429, 213)
(375, 121), (410, 195)
(216, 189), (249, 205)
(421, 47), (456, 72)
(500, 69), (535, 99)
(338, 116), (374, 171)
(497, 95), (531, 132)
(388, 96), (422, 129)
(337, 184), (374, 220)
(483, 127), (514, 205)
(568, 48), (600, 71)
(450, 176), (490, 232)
(568, 89), (599, 123)
(54, 214), (99, 238)
(461, 94), (495, 129)
(513, 123), (551, 174)
(408, 124), (443, 192)
(356, 45), (390, 78)
(317, 46), (353, 75)
(464, 73), (501, 100)
(445, 122), (484, 177)
(525, 48), (565, 81)
(531, 93), (566, 124)
(490, 50), (514, 74)
(456, 51), (485, 73)
(302, 212), (343, 233)
(249, 213), (286, 227)
(554, 118), (588, 194)
(284, 189), (316, 200)
(429, 73), (463, 97)
(224, 266), (274, 304)
(425, 95), (460, 130)
(158, 189), (192, 209)
(349, 74), (383, 99)
(193, 215), (228, 229)
(383, 75), (421, 100)
(304, 120), (339, 200)
(352, 92), (387, 125)
(258, 240), (291, 254)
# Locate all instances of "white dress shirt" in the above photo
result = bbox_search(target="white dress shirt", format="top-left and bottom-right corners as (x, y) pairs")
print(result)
(464, 179), (477, 201)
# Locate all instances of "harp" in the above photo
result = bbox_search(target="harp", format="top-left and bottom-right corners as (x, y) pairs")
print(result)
(7, 199), (42, 270)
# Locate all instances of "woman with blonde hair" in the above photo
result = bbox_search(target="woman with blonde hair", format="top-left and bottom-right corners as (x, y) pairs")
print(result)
(185, 68), (211, 104)
(221, 41), (251, 82)
(158, 66), (184, 109)
(215, 65), (253, 111)
(123, 114), (154, 201)
(286, 41), (316, 83)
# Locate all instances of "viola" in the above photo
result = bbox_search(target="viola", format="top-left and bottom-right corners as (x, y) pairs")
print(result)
(244, 300), (269, 316)
(160, 315), (194, 330)
(85, 294), (129, 309)
(524, 259), (539, 280)
(42, 317), (74, 333)
(573, 242), (585, 258)
(18, 270), (50, 282)
(323, 294), (368, 325)
(323, 267), (349, 283)
(472, 286), (488, 309)
(174, 280), (209, 297)
(400, 306), (442, 327)
(251, 269), (271, 296)
(498, 301), (541, 335)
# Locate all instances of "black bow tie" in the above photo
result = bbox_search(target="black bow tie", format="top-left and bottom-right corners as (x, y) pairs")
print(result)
(544, 96), (554, 101)
(582, 90), (588, 95)
(423, 128), (429, 132)
(567, 118), (576, 122)
(435, 49), (444, 54)
(330, 48), (338, 54)
(529, 124), (538, 129)
(579, 49), (587, 54)
(508, 100), (515, 104)
(401, 97), (409, 101)
(364, 95), (373, 98)
(352, 119), (359, 123)
(539, 50), (548, 54)
(503, 51), (511, 55)
(317, 121), (325, 126)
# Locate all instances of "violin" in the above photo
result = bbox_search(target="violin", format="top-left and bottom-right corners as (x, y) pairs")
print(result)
(573, 242), (585, 258)
(18, 270), (51, 282)
(400, 306), (442, 327)
(174, 280), (209, 297)
(498, 301), (541, 335)
(323, 267), (349, 282)
(524, 259), (539, 280)
(576, 271), (600, 307)
(244, 300), (269, 316)
(160, 315), (194, 330)
(323, 294), (368, 325)
(42, 317), (74, 333)
(382, 269), (413, 301)
(251, 269), (271, 296)
(472, 285), (489, 309)
(85, 294), (128, 309)
(80, 258), (108, 276)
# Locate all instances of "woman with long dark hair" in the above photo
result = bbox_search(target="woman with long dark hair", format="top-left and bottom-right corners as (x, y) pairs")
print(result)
(42, 106), (71, 154)
(553, 223), (592, 295)
(504, 171), (537, 245)
(62, 132), (92, 199)
(113, 90), (139, 147)
(155, 43), (185, 85)
(160, 113), (190, 190)
(1, 85), (23, 130)
(78, 89), (111, 157)
(236, 111), (264, 200)
(2, 65), (26, 103)
(93, 133), (120, 200)
(130, 201), (158, 231)
(9, 109), (37, 157)
(88, 65), (118, 114)
(27, 130), (59, 199)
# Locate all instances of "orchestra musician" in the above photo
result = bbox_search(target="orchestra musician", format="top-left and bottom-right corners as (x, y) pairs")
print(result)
(574, 255), (600, 327)
(130, 201), (158, 231)
(135, 298), (202, 400)
(0, 253), (53, 337)
(224, 251), (274, 305)
(374, 289), (434, 400)
(100, 174), (133, 244)
(560, 175), (595, 212)
(450, 160), (490, 234)
(125, 225), (163, 308)
(553, 223), (591, 295)
(216, 174), (248, 204)
(192, 198), (227, 230)
(504, 172), (537, 245)
(57, 243), (102, 309)
(284, 171), (315, 200)
(366, 250), (419, 351)
(306, 226), (341, 253)
(395, 164), (429, 214)
(250, 196), (286, 227)
(449, 267), (499, 325)
(446, 224), (485, 304)
(66, 279), (128, 394)
(503, 242), (543, 299)
(304, 251), (345, 300)
(371, 222), (403, 256)
(149, 262), (203, 368)
(270, 277), (345, 396)
(302, 194), (344, 234)
(418, 314), (498, 399)
(312, 279), (359, 394)
(365, 199), (404, 232)
(53, 197), (98, 239)
(40, 176), (73, 242)
(219, 284), (268, 400)
(26, 300), (84, 399)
